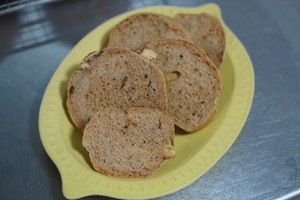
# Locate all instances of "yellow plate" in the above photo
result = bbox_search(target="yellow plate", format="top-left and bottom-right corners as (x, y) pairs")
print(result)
(39, 3), (254, 199)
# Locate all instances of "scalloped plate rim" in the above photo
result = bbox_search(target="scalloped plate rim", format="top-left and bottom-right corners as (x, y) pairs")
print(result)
(39, 3), (254, 199)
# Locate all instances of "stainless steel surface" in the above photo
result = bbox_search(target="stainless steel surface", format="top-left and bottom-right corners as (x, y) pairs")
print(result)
(0, 0), (56, 16)
(0, 0), (300, 199)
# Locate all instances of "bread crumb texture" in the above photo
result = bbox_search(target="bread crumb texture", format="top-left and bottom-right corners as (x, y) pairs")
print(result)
(82, 108), (175, 178)
(66, 47), (168, 130)
(144, 39), (222, 132)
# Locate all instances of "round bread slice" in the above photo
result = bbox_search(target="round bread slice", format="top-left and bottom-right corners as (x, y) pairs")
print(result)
(66, 47), (168, 130)
(175, 13), (226, 68)
(143, 39), (222, 132)
(82, 107), (175, 178)
(107, 12), (191, 50)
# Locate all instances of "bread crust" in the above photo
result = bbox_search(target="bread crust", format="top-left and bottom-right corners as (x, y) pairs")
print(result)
(107, 12), (191, 50)
(66, 47), (168, 130)
(143, 39), (222, 132)
(82, 107), (175, 178)
(175, 13), (226, 68)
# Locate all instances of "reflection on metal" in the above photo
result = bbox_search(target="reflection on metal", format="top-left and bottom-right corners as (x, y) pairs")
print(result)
(0, 0), (56, 16)
(0, 1), (300, 199)
(0, 4), (57, 54)
(128, 0), (164, 9)
(13, 5), (56, 51)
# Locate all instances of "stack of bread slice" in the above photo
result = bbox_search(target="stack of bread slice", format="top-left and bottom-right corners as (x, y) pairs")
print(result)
(66, 12), (225, 178)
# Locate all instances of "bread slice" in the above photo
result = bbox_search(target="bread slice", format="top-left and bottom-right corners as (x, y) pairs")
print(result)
(107, 12), (191, 50)
(175, 13), (225, 68)
(82, 107), (175, 178)
(66, 47), (168, 130)
(143, 39), (222, 132)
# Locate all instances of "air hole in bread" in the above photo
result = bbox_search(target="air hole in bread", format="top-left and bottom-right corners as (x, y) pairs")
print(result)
(158, 120), (162, 129)
(120, 76), (128, 89)
(69, 86), (75, 95)
(148, 80), (152, 88)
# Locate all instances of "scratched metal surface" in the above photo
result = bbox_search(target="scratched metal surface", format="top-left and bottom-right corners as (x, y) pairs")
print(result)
(0, 0), (300, 200)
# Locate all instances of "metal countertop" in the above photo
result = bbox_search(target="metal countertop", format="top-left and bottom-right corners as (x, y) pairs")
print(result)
(0, 0), (300, 199)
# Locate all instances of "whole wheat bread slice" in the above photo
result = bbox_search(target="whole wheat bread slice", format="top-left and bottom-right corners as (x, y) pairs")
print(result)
(143, 39), (222, 132)
(66, 47), (168, 130)
(175, 13), (225, 68)
(107, 12), (191, 50)
(82, 107), (175, 178)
